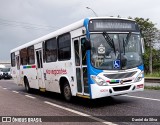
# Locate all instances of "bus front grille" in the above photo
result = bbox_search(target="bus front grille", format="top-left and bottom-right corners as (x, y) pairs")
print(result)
(113, 85), (131, 92)
(104, 71), (137, 79)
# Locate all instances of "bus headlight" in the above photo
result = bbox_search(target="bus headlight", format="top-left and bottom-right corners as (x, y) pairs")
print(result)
(91, 75), (108, 86)
(135, 71), (144, 82)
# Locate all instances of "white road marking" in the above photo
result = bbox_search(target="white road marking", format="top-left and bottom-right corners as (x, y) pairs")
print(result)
(3, 88), (7, 90)
(12, 91), (19, 94)
(122, 95), (160, 102)
(44, 101), (117, 125)
(25, 95), (36, 99)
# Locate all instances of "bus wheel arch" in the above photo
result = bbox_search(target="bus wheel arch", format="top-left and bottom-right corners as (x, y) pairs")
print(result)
(59, 77), (72, 101)
(24, 76), (31, 92)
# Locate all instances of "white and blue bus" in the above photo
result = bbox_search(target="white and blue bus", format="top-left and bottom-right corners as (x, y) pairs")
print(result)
(11, 17), (144, 101)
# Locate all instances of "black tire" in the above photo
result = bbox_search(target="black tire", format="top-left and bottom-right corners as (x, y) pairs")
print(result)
(24, 77), (31, 93)
(63, 82), (72, 101)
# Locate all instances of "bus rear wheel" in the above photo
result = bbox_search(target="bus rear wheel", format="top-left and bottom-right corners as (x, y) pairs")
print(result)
(63, 82), (72, 101)
(24, 77), (31, 93)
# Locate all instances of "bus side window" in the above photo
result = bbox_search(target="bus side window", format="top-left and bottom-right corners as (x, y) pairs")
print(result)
(16, 56), (20, 70)
(58, 33), (71, 61)
(45, 38), (57, 63)
(74, 40), (80, 66)
(43, 42), (46, 63)
(20, 48), (28, 65)
(28, 45), (35, 65)
(11, 52), (16, 67)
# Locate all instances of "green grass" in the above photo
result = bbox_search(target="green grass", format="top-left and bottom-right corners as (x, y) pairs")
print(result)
(145, 72), (160, 78)
(144, 86), (160, 90)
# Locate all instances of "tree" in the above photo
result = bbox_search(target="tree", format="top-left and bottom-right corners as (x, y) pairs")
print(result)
(133, 17), (159, 74)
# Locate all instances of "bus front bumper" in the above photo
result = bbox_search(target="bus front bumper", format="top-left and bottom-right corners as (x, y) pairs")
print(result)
(90, 80), (144, 99)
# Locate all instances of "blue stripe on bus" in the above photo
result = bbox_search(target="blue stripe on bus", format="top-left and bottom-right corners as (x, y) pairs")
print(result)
(83, 18), (90, 39)
(84, 18), (103, 99)
(84, 18), (91, 98)
(86, 51), (103, 99)
(138, 65), (144, 71)
(86, 51), (92, 99)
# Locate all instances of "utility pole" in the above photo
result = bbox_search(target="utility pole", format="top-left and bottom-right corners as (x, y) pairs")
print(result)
(149, 39), (153, 74)
(86, 7), (98, 17)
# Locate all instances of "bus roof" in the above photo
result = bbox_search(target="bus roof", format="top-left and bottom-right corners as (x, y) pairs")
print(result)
(10, 17), (135, 53)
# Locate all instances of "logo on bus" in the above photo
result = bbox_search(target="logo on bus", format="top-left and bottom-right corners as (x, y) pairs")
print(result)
(46, 69), (67, 76)
(98, 44), (105, 54)
(120, 80), (124, 84)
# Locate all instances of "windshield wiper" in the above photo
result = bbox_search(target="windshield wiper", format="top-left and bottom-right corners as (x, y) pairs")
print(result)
(103, 32), (116, 56)
(123, 39), (126, 55)
(123, 32), (132, 55)
(125, 32), (131, 46)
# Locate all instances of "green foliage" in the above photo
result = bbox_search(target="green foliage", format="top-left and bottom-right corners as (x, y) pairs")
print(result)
(130, 17), (160, 74)
(145, 72), (160, 77)
(144, 86), (160, 90)
(134, 18), (158, 46)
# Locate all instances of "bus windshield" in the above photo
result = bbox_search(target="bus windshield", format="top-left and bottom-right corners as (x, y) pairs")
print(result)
(90, 33), (143, 70)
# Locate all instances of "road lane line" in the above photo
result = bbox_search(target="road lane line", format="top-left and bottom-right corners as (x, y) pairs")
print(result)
(122, 95), (160, 102)
(44, 101), (117, 125)
(25, 95), (36, 99)
(12, 91), (19, 94)
(3, 88), (7, 90)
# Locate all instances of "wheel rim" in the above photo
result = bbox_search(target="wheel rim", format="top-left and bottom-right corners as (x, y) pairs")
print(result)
(64, 85), (71, 100)
(24, 78), (29, 92)
(25, 84), (29, 91)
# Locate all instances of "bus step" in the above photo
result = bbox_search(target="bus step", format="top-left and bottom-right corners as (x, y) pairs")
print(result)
(39, 88), (46, 92)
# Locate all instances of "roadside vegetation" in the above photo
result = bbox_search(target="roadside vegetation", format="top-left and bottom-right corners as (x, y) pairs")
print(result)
(145, 72), (160, 78)
(129, 17), (160, 77)
(145, 86), (160, 90)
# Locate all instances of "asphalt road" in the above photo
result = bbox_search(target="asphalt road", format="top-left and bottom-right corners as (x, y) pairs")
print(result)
(0, 80), (160, 125)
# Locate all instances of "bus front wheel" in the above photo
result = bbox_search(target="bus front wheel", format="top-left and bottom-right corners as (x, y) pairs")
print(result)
(63, 82), (72, 101)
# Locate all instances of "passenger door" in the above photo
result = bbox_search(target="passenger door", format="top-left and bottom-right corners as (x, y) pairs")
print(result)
(15, 55), (21, 85)
(36, 49), (45, 91)
(73, 37), (89, 95)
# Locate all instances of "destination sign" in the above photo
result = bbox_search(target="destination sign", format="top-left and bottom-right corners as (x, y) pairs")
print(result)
(89, 19), (139, 32)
